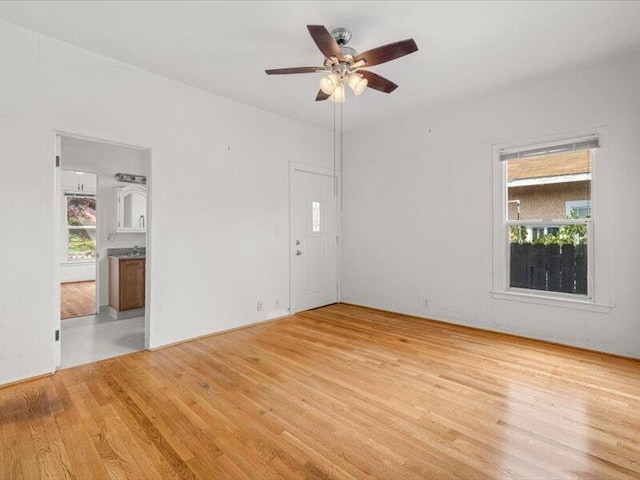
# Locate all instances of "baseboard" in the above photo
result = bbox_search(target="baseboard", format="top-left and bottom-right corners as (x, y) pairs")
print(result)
(150, 313), (292, 351)
(338, 302), (640, 363)
(108, 306), (145, 320)
(0, 372), (53, 390)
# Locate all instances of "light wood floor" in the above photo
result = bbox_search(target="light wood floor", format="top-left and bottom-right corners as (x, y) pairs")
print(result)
(61, 281), (96, 319)
(2, 304), (640, 479)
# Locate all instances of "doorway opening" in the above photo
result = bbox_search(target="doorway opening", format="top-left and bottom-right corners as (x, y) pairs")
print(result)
(55, 133), (151, 370)
(60, 171), (98, 320)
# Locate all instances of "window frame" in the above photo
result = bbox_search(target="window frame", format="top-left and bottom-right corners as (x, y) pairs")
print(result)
(565, 200), (592, 219)
(491, 128), (613, 312)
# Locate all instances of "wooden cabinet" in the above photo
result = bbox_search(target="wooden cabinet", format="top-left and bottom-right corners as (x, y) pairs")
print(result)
(109, 257), (145, 313)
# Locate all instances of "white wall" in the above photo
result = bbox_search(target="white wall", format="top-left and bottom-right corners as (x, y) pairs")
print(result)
(342, 56), (640, 359)
(0, 20), (332, 385)
(61, 137), (148, 306)
(60, 262), (95, 283)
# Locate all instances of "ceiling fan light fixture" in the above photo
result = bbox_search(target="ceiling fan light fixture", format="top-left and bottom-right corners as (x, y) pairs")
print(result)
(319, 73), (340, 95)
(347, 73), (368, 96)
(329, 82), (346, 103)
(265, 25), (417, 102)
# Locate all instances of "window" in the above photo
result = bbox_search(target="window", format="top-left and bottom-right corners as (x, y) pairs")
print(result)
(312, 201), (322, 233)
(66, 195), (97, 261)
(531, 227), (546, 242)
(566, 200), (591, 219)
(500, 135), (598, 297)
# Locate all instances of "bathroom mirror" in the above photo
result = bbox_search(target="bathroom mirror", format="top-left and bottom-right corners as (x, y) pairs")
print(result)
(116, 185), (147, 233)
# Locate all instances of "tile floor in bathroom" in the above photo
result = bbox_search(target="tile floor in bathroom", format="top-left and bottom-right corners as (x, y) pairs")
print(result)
(60, 309), (145, 369)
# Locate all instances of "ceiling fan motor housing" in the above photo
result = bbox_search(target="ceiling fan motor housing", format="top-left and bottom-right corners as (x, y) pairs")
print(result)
(331, 28), (357, 60)
(340, 46), (358, 57)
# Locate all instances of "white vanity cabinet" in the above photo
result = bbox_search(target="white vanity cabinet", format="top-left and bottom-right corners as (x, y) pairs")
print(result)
(116, 185), (147, 233)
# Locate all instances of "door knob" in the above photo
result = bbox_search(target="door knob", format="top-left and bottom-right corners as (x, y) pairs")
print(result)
(296, 250), (302, 256)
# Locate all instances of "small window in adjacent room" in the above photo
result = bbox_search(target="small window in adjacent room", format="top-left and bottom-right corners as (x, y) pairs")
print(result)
(501, 135), (598, 297)
(66, 195), (97, 261)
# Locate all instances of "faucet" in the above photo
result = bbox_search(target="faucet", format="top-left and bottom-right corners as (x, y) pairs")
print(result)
(132, 245), (139, 256)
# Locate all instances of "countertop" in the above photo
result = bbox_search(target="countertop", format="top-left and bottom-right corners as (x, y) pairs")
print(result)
(109, 255), (146, 260)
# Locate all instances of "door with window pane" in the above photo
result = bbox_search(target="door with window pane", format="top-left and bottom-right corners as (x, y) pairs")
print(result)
(291, 168), (338, 313)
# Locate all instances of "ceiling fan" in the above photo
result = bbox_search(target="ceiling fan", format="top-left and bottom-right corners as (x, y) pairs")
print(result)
(265, 25), (418, 103)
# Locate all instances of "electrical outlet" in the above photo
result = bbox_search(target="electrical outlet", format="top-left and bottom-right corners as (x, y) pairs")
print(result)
(275, 298), (280, 308)
(422, 298), (429, 308)
(257, 301), (263, 311)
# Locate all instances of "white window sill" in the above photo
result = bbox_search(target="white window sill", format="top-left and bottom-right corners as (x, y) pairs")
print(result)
(491, 289), (613, 313)
(61, 260), (96, 266)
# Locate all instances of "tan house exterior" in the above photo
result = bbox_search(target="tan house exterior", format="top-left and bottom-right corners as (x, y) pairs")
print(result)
(507, 150), (591, 221)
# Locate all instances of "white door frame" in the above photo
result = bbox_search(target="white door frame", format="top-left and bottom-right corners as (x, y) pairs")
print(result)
(53, 135), (62, 369)
(53, 130), (153, 370)
(289, 161), (341, 315)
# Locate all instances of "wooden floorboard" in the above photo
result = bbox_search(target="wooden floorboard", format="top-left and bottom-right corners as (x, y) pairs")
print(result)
(2, 303), (640, 479)
(61, 281), (96, 319)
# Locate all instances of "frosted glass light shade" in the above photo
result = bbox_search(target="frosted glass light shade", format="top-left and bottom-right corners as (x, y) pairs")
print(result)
(319, 73), (340, 95)
(347, 73), (368, 95)
(329, 83), (345, 103)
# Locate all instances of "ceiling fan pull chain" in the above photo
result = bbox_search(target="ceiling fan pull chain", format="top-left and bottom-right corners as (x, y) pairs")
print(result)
(333, 98), (337, 197)
(340, 100), (344, 209)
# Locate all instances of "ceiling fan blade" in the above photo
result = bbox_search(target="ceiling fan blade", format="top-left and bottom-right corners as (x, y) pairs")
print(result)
(355, 39), (418, 67)
(316, 90), (330, 101)
(265, 67), (324, 75)
(360, 70), (398, 93)
(307, 25), (343, 60)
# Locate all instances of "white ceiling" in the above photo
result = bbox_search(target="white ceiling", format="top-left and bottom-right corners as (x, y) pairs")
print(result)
(2, 1), (640, 131)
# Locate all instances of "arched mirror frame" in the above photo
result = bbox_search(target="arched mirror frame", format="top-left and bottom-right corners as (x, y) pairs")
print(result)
(116, 184), (147, 233)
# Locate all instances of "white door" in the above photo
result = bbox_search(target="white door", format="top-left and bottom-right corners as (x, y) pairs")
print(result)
(291, 166), (338, 313)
